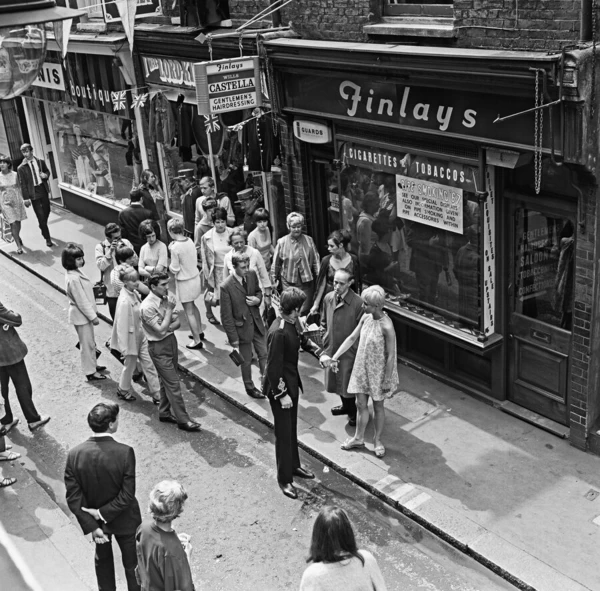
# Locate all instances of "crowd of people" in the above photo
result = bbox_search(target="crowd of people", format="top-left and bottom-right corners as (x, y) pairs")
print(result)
(1, 164), (397, 588)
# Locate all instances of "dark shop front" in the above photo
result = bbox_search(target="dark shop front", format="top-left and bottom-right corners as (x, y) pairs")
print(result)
(267, 39), (598, 449)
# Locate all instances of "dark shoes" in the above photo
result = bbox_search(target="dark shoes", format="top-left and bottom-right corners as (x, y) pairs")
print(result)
(132, 372), (145, 383)
(46, 240), (54, 248)
(28, 416), (51, 431)
(1, 418), (19, 434)
(279, 482), (298, 499)
(293, 466), (315, 479)
(331, 405), (348, 416)
(178, 421), (202, 432)
(186, 341), (204, 350)
(246, 386), (266, 399)
(86, 372), (107, 381)
(159, 415), (178, 424)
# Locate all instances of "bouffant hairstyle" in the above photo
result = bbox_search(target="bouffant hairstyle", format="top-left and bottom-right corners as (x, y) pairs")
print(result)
(362, 285), (386, 307)
(253, 208), (270, 222)
(211, 206), (228, 223)
(119, 266), (138, 283)
(328, 229), (351, 249)
(307, 506), (364, 566)
(148, 480), (188, 523)
(139, 219), (160, 239)
(115, 245), (135, 265)
(286, 212), (304, 228)
(228, 228), (247, 246)
(61, 243), (85, 270)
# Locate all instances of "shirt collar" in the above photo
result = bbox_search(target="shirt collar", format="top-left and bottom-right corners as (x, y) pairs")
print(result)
(146, 292), (164, 306)
(233, 272), (244, 284)
(90, 433), (113, 439)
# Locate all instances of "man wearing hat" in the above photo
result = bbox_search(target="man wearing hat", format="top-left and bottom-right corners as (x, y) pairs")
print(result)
(194, 176), (235, 227)
(17, 144), (54, 248)
(239, 186), (262, 234)
(177, 169), (202, 238)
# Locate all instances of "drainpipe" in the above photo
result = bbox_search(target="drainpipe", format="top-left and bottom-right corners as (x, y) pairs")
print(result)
(270, 0), (282, 27)
(581, 0), (592, 42)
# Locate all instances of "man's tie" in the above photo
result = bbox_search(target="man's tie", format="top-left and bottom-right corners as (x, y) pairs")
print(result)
(29, 161), (39, 186)
(242, 277), (248, 293)
(336, 293), (342, 305)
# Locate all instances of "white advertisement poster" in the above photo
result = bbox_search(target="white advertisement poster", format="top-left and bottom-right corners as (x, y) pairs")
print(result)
(396, 175), (463, 234)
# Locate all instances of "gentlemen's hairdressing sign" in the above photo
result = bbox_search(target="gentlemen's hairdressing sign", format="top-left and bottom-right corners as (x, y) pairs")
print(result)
(194, 57), (262, 115)
(284, 73), (557, 150)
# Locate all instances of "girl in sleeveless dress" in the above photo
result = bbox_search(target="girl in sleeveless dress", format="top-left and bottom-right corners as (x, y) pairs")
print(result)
(0, 155), (27, 255)
(331, 285), (399, 458)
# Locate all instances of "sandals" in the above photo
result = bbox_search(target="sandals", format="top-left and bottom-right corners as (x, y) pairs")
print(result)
(0, 477), (16, 488)
(0, 451), (21, 462)
(341, 438), (365, 451)
(207, 316), (220, 325)
(16, 248), (23, 255)
(373, 443), (386, 458)
(117, 388), (136, 402)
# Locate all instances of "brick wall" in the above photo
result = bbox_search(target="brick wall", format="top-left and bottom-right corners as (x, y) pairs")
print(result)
(454, 0), (582, 51)
(279, 0), (376, 42)
(229, 0), (270, 23)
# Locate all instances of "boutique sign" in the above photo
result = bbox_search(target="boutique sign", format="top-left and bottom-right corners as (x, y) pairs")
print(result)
(283, 73), (558, 150)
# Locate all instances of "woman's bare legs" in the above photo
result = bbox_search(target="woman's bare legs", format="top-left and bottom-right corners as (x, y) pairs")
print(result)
(11, 221), (23, 250)
(182, 301), (202, 344)
(373, 400), (386, 448)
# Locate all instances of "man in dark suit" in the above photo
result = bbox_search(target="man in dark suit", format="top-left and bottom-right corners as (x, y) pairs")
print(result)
(220, 253), (267, 399)
(64, 402), (141, 591)
(264, 287), (332, 499)
(118, 188), (153, 254)
(0, 300), (50, 432)
(177, 168), (202, 238)
(17, 143), (54, 247)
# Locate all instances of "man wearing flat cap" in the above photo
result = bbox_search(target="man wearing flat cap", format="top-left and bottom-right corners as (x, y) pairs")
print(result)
(177, 169), (202, 238)
(17, 143), (54, 248)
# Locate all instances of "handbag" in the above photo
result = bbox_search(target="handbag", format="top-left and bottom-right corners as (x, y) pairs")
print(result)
(93, 280), (107, 305)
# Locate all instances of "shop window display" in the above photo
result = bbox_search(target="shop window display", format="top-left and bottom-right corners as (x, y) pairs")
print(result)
(51, 103), (135, 206)
(334, 154), (484, 334)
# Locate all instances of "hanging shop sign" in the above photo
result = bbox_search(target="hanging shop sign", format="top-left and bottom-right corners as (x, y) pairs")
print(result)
(32, 62), (65, 91)
(141, 55), (196, 89)
(483, 166), (496, 335)
(293, 119), (332, 144)
(284, 73), (559, 151)
(102, 0), (160, 22)
(194, 56), (262, 115)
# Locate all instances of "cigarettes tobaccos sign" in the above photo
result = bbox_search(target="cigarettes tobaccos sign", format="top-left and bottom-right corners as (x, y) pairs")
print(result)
(397, 176), (463, 234)
(194, 57), (262, 116)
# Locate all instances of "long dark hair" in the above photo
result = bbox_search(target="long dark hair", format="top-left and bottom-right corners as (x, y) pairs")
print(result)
(307, 506), (364, 566)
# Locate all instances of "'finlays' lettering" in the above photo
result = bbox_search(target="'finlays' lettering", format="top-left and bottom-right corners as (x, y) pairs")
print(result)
(338, 80), (478, 131)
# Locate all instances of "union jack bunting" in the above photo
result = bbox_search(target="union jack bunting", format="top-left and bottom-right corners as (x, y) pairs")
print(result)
(131, 93), (148, 109)
(111, 91), (127, 111)
(204, 114), (220, 134)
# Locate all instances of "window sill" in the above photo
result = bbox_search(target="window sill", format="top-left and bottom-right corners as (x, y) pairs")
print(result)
(58, 182), (128, 211)
(364, 16), (456, 39)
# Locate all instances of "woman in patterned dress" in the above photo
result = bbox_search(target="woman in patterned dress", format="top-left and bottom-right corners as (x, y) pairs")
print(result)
(331, 285), (399, 458)
(0, 155), (27, 255)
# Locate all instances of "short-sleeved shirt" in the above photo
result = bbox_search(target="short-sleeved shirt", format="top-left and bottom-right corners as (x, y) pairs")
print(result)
(140, 292), (172, 342)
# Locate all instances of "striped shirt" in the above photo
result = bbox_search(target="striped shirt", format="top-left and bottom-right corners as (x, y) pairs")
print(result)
(271, 234), (320, 285)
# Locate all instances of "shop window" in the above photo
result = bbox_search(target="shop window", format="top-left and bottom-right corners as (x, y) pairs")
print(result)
(50, 103), (135, 207)
(339, 152), (484, 335)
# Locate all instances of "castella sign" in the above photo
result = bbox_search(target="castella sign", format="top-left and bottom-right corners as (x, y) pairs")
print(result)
(194, 56), (262, 115)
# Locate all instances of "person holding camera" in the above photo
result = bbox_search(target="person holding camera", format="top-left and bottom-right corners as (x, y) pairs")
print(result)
(95, 223), (134, 319)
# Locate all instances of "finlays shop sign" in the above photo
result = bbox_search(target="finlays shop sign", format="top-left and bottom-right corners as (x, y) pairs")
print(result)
(194, 56), (262, 115)
(284, 73), (558, 149)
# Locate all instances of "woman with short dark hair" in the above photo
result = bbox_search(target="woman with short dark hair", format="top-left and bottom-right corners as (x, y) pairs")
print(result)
(138, 219), (168, 281)
(135, 480), (195, 591)
(62, 243), (106, 381)
(300, 506), (387, 591)
(199, 206), (233, 325)
(248, 207), (274, 269)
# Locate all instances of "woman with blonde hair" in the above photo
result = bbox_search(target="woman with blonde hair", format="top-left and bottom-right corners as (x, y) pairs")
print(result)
(300, 505), (387, 591)
(331, 285), (398, 458)
(271, 212), (320, 316)
(135, 480), (195, 591)
(168, 218), (204, 350)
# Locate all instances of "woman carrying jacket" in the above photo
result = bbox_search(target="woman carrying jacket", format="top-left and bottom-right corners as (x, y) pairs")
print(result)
(110, 267), (161, 403)
(62, 243), (106, 382)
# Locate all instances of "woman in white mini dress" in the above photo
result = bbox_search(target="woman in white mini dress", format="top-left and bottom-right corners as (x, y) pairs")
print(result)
(0, 155), (27, 254)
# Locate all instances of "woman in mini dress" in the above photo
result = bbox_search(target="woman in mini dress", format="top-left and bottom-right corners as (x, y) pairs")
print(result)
(168, 218), (204, 350)
(200, 207), (234, 325)
(0, 155), (27, 255)
(331, 285), (399, 458)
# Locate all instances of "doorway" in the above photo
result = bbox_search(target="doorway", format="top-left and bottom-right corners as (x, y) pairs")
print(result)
(23, 99), (62, 205)
(506, 197), (574, 425)
(309, 153), (340, 254)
